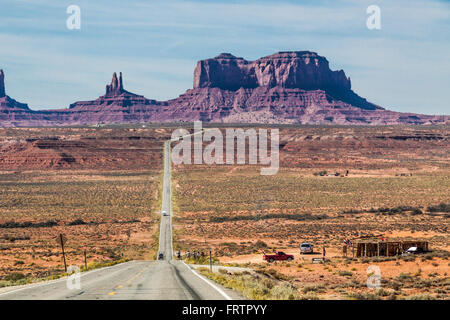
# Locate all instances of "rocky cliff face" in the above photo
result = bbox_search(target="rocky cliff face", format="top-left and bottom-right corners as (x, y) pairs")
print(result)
(162, 86), (446, 125)
(193, 52), (379, 111)
(194, 52), (351, 91)
(0, 52), (448, 127)
(0, 70), (5, 98)
(105, 72), (124, 96)
(0, 70), (36, 126)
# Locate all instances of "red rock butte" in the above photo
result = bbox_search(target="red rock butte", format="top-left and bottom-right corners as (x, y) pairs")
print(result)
(0, 52), (448, 126)
(0, 69), (5, 98)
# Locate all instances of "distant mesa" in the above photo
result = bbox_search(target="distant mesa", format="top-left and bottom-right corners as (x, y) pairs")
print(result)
(0, 51), (449, 127)
(195, 51), (352, 93)
(193, 51), (380, 111)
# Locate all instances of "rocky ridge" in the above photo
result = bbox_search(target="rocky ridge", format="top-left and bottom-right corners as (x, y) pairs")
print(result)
(0, 52), (448, 126)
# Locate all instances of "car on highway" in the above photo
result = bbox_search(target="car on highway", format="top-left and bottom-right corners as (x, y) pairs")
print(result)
(300, 242), (314, 254)
(263, 251), (294, 263)
(158, 252), (164, 260)
(162, 210), (168, 216)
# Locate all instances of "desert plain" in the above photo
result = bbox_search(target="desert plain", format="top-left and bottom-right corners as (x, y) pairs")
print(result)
(0, 124), (448, 300)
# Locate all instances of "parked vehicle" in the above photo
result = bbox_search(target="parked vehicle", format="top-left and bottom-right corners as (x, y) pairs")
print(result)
(263, 251), (294, 263)
(300, 242), (314, 254)
(402, 246), (425, 256)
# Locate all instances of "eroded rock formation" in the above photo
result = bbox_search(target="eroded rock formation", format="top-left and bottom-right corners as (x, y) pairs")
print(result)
(0, 52), (448, 127)
(0, 70), (37, 126)
(193, 52), (379, 111)
(0, 70), (5, 98)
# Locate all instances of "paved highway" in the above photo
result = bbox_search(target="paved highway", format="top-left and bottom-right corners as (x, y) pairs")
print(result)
(0, 138), (238, 300)
(158, 141), (174, 261)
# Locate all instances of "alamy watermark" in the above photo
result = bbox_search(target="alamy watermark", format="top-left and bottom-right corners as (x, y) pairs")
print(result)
(66, 5), (81, 30)
(366, 265), (381, 289)
(66, 265), (81, 290)
(64, 5), (380, 31)
(366, 5), (381, 30)
(171, 122), (279, 175)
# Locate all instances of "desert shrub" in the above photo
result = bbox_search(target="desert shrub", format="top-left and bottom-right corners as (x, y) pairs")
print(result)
(260, 268), (289, 281)
(343, 205), (424, 215)
(400, 255), (416, 262)
(406, 294), (436, 300)
(218, 268), (228, 274)
(271, 283), (301, 300)
(254, 240), (268, 248)
(302, 285), (326, 294)
(198, 268), (303, 300)
(347, 292), (381, 300)
(185, 255), (219, 265)
(2, 235), (30, 241)
(397, 273), (414, 282)
(209, 213), (328, 223)
(4, 272), (26, 281)
(67, 219), (87, 226)
(338, 270), (353, 277)
(427, 203), (450, 213)
(375, 288), (391, 297)
(0, 220), (57, 229)
(386, 280), (402, 291)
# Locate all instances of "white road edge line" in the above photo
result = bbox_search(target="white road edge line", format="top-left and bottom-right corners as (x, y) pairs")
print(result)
(181, 261), (232, 300)
(0, 260), (136, 297)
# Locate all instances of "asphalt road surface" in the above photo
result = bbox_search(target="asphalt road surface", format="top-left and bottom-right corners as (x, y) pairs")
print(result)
(158, 140), (174, 261)
(0, 139), (238, 300)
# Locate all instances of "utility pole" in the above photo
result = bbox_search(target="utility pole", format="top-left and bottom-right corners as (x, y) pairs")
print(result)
(57, 233), (67, 272)
(209, 249), (212, 272)
(84, 249), (87, 270)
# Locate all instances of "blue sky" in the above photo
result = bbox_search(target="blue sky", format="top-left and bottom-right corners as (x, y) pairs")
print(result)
(0, 0), (449, 114)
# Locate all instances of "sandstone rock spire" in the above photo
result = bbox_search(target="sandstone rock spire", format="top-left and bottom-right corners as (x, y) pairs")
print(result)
(0, 69), (5, 98)
(105, 72), (124, 96)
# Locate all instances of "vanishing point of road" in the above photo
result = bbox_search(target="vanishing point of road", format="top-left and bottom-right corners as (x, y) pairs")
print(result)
(0, 139), (238, 300)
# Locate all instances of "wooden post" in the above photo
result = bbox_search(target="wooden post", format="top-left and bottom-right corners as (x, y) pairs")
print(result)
(84, 249), (87, 270)
(59, 234), (67, 272)
(386, 243), (389, 257)
(352, 244), (355, 258)
(377, 242), (380, 257)
(209, 250), (212, 272)
(364, 243), (367, 257)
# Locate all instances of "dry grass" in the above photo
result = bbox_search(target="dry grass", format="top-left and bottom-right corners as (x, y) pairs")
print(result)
(0, 170), (161, 284)
(171, 125), (449, 300)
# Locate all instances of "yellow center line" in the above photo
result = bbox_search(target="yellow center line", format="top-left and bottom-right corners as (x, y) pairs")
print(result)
(107, 265), (152, 296)
(124, 264), (152, 286)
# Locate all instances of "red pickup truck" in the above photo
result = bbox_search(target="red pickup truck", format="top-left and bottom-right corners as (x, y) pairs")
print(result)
(263, 251), (294, 262)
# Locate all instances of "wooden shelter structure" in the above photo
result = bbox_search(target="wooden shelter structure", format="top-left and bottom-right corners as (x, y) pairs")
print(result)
(351, 240), (429, 257)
